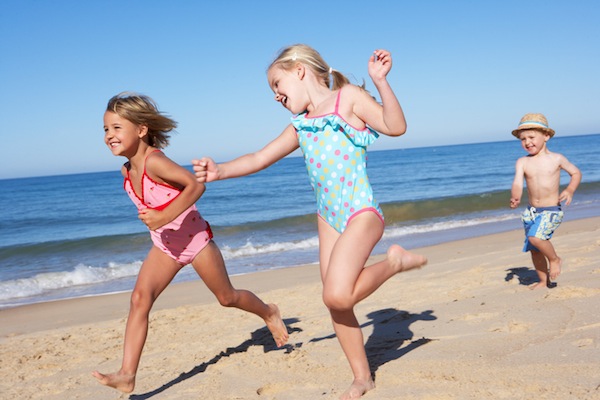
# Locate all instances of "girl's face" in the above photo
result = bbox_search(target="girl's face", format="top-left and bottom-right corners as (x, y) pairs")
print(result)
(518, 129), (549, 156)
(267, 64), (306, 114)
(103, 111), (146, 157)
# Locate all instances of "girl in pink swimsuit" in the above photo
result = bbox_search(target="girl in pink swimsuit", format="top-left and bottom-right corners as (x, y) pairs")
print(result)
(193, 45), (428, 399)
(93, 92), (288, 394)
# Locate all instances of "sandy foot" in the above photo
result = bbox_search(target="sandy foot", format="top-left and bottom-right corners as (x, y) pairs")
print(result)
(265, 303), (289, 347)
(387, 244), (428, 274)
(339, 378), (375, 399)
(91, 370), (135, 393)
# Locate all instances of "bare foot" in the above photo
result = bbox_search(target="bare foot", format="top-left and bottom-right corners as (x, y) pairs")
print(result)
(528, 282), (547, 290)
(91, 370), (135, 393)
(265, 304), (289, 347)
(387, 244), (428, 274)
(339, 378), (375, 399)
(549, 258), (562, 280)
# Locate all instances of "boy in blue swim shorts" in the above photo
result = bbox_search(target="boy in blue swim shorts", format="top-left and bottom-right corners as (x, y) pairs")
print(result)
(509, 113), (581, 289)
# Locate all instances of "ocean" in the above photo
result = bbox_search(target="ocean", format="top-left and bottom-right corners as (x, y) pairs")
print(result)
(1, 134), (599, 309)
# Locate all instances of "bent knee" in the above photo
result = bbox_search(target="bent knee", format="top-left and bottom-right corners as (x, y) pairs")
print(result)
(215, 291), (239, 307)
(322, 292), (353, 311)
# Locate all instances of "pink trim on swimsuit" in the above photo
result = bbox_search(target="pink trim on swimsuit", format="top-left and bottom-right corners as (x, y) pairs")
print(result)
(124, 151), (213, 265)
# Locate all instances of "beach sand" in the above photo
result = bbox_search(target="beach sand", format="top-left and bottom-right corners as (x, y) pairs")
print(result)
(1, 217), (599, 400)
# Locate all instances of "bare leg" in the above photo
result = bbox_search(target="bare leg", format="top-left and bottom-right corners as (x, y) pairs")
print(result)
(93, 247), (181, 392)
(317, 214), (425, 398)
(191, 241), (289, 347)
(528, 237), (562, 281)
(528, 249), (548, 290)
(331, 309), (376, 399)
(321, 214), (427, 311)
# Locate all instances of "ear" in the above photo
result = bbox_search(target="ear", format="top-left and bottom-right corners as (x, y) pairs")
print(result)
(138, 124), (149, 138)
(295, 62), (306, 80)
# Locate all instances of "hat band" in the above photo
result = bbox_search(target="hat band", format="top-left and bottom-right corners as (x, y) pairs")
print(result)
(518, 121), (549, 129)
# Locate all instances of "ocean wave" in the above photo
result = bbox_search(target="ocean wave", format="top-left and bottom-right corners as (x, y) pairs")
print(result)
(221, 236), (320, 258)
(384, 213), (518, 238)
(0, 261), (141, 303)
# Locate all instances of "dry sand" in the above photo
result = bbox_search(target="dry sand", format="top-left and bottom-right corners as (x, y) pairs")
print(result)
(1, 217), (599, 399)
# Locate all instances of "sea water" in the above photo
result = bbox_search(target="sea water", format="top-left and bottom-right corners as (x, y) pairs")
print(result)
(1, 134), (598, 308)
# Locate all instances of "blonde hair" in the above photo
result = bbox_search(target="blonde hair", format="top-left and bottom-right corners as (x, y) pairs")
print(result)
(269, 44), (351, 90)
(106, 92), (177, 149)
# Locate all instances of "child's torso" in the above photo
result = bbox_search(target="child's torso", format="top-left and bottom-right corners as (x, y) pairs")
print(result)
(290, 89), (382, 232)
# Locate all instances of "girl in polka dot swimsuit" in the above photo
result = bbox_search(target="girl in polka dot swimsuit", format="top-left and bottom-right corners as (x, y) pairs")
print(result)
(193, 44), (427, 400)
(292, 87), (383, 233)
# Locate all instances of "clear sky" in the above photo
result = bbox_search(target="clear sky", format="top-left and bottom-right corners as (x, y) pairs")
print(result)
(1, 0), (599, 179)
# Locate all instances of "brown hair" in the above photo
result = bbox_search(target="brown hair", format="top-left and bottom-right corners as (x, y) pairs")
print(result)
(106, 92), (177, 149)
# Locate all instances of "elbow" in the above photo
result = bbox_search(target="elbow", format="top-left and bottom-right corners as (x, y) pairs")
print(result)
(389, 121), (407, 137)
(389, 128), (407, 137)
(197, 183), (206, 197)
(383, 122), (407, 137)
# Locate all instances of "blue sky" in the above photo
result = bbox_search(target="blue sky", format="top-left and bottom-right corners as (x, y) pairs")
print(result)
(1, 0), (599, 179)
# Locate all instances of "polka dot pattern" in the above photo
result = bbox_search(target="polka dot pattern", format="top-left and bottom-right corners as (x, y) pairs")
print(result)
(291, 110), (383, 233)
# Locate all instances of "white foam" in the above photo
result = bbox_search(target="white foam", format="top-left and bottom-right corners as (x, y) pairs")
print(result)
(0, 261), (141, 301)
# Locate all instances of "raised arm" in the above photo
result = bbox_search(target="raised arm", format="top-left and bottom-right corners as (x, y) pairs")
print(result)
(558, 155), (582, 205)
(193, 124), (299, 183)
(354, 49), (407, 136)
(510, 158), (525, 209)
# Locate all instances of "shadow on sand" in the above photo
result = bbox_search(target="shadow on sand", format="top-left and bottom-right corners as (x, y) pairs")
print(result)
(505, 266), (557, 288)
(129, 318), (302, 399)
(310, 308), (437, 381)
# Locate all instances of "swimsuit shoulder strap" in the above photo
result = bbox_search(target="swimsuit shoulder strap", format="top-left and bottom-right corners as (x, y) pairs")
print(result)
(142, 149), (162, 178)
(334, 87), (343, 114)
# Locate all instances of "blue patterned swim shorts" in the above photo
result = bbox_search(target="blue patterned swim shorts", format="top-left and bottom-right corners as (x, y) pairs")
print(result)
(521, 205), (563, 252)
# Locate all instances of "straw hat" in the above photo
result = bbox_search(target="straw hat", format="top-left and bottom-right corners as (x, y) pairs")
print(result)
(511, 113), (555, 138)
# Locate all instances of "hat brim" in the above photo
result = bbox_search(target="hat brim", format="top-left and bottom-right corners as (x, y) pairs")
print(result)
(512, 126), (555, 138)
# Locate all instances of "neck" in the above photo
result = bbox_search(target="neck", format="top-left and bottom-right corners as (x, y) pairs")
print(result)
(304, 72), (333, 114)
(126, 143), (154, 169)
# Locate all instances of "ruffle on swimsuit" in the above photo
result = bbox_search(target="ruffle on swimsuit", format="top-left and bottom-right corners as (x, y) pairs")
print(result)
(291, 112), (379, 147)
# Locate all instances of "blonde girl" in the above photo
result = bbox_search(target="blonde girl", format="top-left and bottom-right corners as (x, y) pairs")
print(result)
(192, 45), (427, 399)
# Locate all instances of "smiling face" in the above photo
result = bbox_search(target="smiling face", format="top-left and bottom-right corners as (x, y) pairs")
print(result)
(517, 129), (549, 156)
(267, 64), (307, 114)
(103, 111), (147, 158)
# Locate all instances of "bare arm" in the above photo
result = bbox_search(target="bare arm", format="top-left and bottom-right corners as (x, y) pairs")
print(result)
(353, 49), (407, 136)
(192, 124), (299, 182)
(141, 152), (205, 230)
(510, 158), (525, 208)
(558, 155), (582, 205)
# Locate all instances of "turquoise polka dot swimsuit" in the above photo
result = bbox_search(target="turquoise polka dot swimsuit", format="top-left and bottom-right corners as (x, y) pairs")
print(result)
(291, 88), (384, 233)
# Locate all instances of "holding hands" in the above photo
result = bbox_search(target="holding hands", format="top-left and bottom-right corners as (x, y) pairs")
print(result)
(192, 158), (219, 183)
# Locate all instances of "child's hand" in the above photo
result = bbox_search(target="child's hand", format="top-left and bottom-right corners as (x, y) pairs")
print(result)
(559, 189), (573, 206)
(510, 197), (520, 209)
(138, 208), (166, 231)
(368, 49), (393, 82)
(192, 157), (219, 183)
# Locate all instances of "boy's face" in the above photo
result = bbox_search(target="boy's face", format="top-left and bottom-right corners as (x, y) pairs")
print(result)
(517, 129), (549, 156)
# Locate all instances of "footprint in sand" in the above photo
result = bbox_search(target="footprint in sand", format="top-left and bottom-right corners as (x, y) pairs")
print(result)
(457, 312), (499, 323)
(489, 320), (530, 333)
(256, 382), (291, 395)
(547, 286), (600, 300)
(571, 338), (594, 348)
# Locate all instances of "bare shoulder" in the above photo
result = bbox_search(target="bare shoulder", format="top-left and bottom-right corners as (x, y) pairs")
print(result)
(339, 84), (377, 127)
(120, 163), (129, 178)
(145, 150), (173, 168)
(342, 84), (372, 103)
